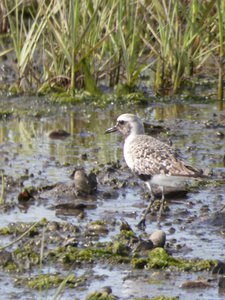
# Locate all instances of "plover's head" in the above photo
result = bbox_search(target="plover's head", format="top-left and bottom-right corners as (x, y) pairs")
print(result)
(105, 113), (144, 138)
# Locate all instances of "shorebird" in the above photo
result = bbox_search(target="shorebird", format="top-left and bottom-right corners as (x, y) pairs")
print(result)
(105, 113), (203, 228)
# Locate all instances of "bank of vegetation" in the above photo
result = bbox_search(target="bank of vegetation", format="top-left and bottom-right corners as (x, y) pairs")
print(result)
(0, 0), (224, 99)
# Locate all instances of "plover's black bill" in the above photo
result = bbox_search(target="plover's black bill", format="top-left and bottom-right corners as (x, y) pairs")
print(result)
(105, 126), (117, 134)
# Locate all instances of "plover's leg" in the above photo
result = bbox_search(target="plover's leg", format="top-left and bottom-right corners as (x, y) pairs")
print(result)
(145, 181), (155, 200)
(136, 182), (155, 229)
(157, 186), (165, 225)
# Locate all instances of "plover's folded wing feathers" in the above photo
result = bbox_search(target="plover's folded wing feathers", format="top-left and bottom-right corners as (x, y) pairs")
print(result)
(167, 159), (203, 177)
(125, 135), (202, 179)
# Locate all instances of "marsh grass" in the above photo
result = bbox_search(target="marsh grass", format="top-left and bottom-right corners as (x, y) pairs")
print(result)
(0, 0), (224, 97)
(0, 172), (4, 205)
(216, 0), (224, 100)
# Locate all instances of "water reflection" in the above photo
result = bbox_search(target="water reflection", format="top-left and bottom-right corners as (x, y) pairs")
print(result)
(0, 100), (224, 172)
(154, 104), (189, 120)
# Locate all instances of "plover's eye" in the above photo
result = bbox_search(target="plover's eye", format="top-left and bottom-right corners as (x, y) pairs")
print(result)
(118, 120), (125, 125)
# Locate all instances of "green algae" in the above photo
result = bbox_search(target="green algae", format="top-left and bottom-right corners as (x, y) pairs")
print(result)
(19, 273), (82, 289)
(85, 291), (117, 300)
(147, 248), (215, 271)
(47, 88), (148, 106)
(132, 257), (148, 269)
(6, 262), (18, 272)
(89, 220), (106, 226)
(112, 241), (129, 256)
(13, 246), (40, 266)
(147, 248), (177, 269)
(54, 245), (110, 264)
(0, 221), (218, 300)
(0, 227), (11, 235)
(132, 248), (216, 271)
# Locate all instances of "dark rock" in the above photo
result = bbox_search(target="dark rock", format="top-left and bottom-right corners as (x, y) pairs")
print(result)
(133, 239), (154, 252)
(18, 188), (32, 202)
(212, 261), (225, 274)
(120, 220), (132, 232)
(180, 279), (211, 289)
(218, 276), (225, 289)
(0, 250), (13, 267)
(48, 129), (70, 139)
(55, 203), (87, 210)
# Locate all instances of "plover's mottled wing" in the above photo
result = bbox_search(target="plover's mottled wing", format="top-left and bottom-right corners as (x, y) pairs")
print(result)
(125, 135), (202, 179)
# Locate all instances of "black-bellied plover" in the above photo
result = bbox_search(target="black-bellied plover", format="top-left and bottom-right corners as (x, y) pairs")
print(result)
(105, 113), (203, 228)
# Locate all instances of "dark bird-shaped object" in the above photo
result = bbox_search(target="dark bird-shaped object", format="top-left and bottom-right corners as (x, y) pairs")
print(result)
(105, 113), (203, 228)
(74, 169), (97, 196)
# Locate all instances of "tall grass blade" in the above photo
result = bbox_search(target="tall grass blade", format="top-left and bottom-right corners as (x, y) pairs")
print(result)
(216, 0), (224, 100)
(0, 172), (4, 205)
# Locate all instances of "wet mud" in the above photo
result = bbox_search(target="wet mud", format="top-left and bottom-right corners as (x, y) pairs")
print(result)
(0, 96), (225, 299)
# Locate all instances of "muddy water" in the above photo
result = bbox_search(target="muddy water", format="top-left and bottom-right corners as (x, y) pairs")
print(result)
(0, 96), (225, 299)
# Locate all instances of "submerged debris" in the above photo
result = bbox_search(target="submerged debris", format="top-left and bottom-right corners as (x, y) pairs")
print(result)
(180, 279), (212, 289)
(48, 129), (70, 139)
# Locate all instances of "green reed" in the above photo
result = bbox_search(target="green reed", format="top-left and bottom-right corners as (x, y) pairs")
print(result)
(216, 0), (224, 100)
(0, 0), (224, 97)
(0, 172), (4, 205)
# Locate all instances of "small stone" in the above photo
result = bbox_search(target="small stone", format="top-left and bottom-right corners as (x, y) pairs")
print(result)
(149, 229), (166, 248)
(133, 239), (154, 252)
(168, 227), (176, 234)
(87, 223), (108, 235)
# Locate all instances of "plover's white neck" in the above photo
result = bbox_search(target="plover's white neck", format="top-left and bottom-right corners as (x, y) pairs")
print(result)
(129, 121), (145, 136)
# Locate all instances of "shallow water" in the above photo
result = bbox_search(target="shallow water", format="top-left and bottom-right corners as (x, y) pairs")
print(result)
(0, 96), (225, 299)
